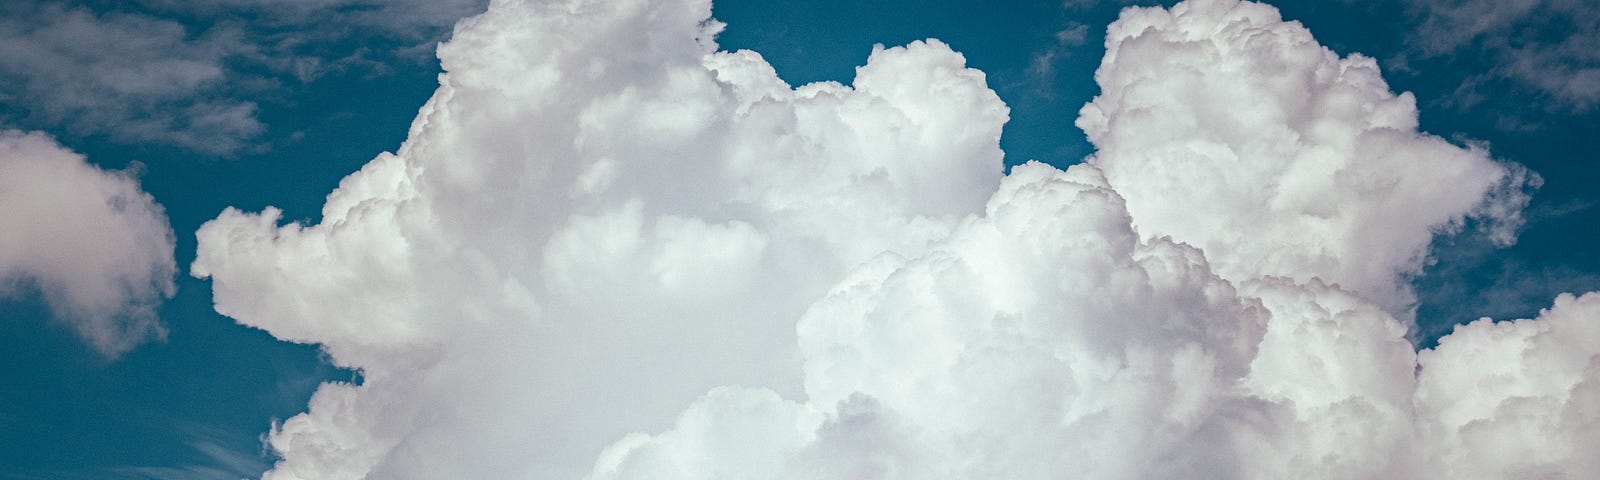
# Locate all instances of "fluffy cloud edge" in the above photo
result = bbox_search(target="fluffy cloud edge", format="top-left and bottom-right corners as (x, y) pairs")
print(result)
(0, 129), (177, 357)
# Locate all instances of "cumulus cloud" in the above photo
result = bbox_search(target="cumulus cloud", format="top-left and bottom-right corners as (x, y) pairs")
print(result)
(195, 0), (1003, 475)
(593, 162), (1275, 479)
(0, 130), (176, 357)
(191, 0), (1597, 478)
(1078, 0), (1534, 316)
(1417, 292), (1600, 479)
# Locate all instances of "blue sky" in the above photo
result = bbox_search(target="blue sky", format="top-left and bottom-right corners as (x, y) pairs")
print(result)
(1, 0), (1598, 478)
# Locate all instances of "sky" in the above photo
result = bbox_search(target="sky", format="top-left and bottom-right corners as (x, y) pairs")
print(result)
(0, 0), (1597, 478)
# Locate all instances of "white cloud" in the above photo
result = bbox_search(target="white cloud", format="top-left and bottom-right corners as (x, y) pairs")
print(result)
(0, 130), (176, 357)
(593, 162), (1277, 479)
(191, 0), (1600, 478)
(1416, 292), (1600, 479)
(194, 0), (1006, 476)
(1078, 0), (1534, 316)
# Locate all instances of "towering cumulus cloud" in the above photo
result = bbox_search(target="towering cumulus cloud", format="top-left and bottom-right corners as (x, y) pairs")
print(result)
(192, 0), (1595, 478)
(195, 0), (1004, 476)
(1078, 0), (1532, 316)
(0, 130), (176, 357)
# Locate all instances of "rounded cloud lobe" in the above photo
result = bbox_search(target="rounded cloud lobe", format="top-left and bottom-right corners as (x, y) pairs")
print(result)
(0, 130), (177, 357)
(191, 0), (1594, 478)
(1078, 0), (1533, 316)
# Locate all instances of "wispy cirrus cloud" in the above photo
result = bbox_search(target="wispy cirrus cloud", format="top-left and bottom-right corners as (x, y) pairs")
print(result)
(110, 438), (269, 480)
(0, 4), (262, 155)
(1023, 20), (1089, 89)
(1401, 0), (1600, 115)
(0, 429), (271, 480)
(0, 0), (487, 155)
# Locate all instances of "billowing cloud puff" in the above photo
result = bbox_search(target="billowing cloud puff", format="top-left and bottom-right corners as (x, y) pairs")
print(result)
(1077, 0), (1533, 316)
(191, 0), (1600, 478)
(592, 162), (1276, 479)
(1417, 292), (1600, 479)
(194, 0), (1005, 476)
(0, 130), (176, 357)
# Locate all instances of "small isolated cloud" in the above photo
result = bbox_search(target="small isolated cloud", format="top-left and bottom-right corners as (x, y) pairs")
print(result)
(1025, 20), (1089, 88)
(0, 130), (176, 357)
(191, 0), (1597, 478)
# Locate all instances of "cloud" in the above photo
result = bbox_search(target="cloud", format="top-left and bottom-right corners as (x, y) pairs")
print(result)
(0, 130), (176, 357)
(1403, 0), (1600, 114)
(191, 0), (1597, 478)
(0, 0), (489, 155)
(108, 430), (272, 480)
(174, 0), (485, 34)
(1078, 0), (1534, 317)
(194, 0), (1005, 476)
(15, 428), (273, 480)
(592, 162), (1277, 479)
(129, 0), (491, 69)
(0, 3), (263, 154)
(1025, 20), (1089, 88)
(1414, 205), (1600, 345)
(1417, 292), (1600, 478)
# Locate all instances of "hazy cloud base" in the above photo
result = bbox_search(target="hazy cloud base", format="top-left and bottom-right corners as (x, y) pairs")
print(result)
(192, 0), (1594, 478)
